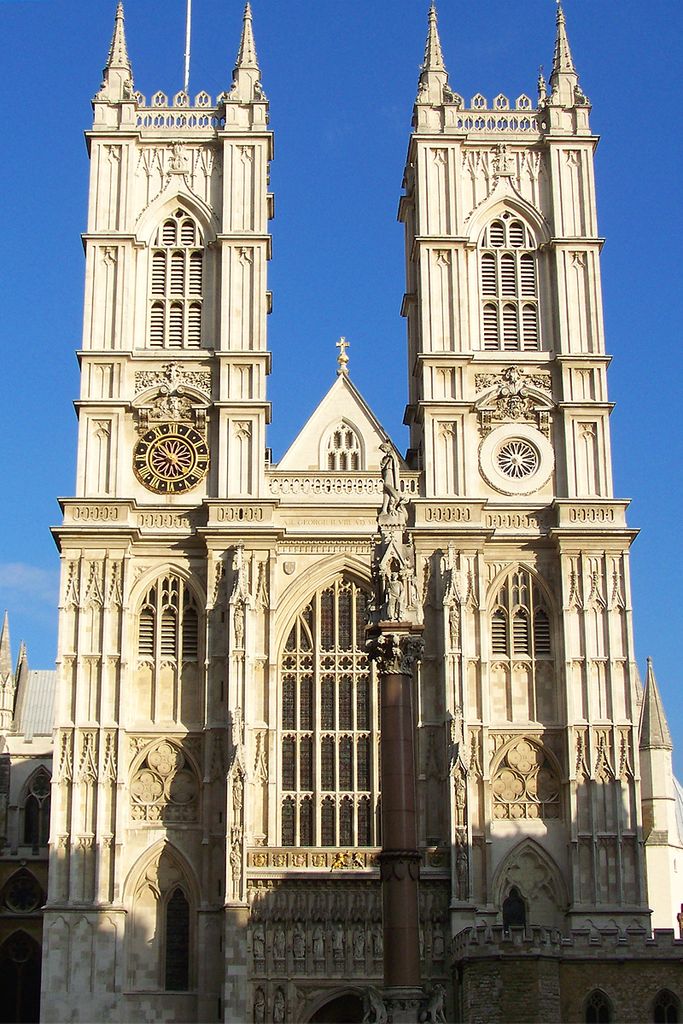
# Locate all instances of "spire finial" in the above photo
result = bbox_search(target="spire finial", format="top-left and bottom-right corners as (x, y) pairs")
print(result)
(231, 2), (264, 102)
(0, 611), (11, 681)
(98, 1), (134, 102)
(336, 337), (350, 376)
(416, 2), (450, 105)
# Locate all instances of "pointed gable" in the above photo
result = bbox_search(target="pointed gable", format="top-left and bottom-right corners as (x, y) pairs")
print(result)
(276, 374), (403, 473)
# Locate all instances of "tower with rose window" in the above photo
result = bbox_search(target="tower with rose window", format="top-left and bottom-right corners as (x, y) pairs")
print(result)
(36, 4), (683, 1024)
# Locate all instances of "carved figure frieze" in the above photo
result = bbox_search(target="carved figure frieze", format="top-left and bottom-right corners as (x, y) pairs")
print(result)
(367, 633), (424, 676)
(135, 362), (211, 398)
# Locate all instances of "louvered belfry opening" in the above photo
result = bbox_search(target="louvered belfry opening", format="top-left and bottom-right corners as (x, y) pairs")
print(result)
(149, 209), (203, 350)
(480, 213), (539, 351)
(280, 578), (378, 848)
(137, 574), (201, 665)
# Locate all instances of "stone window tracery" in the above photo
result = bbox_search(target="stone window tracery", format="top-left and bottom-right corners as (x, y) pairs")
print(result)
(492, 739), (560, 820)
(130, 740), (199, 823)
(491, 570), (552, 658)
(149, 208), (203, 350)
(480, 213), (540, 352)
(325, 423), (363, 471)
(1, 870), (43, 914)
(280, 578), (378, 846)
(654, 991), (680, 1024)
(22, 768), (51, 848)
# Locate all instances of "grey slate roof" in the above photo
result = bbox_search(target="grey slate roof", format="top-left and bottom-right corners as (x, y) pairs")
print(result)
(13, 670), (57, 738)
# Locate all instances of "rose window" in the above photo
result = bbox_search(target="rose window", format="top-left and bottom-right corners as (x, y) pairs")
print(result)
(496, 439), (539, 479)
(130, 741), (198, 823)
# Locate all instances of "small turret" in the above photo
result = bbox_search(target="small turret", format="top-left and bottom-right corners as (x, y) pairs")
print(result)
(416, 3), (450, 106)
(0, 613), (15, 733)
(0, 612), (10, 683)
(230, 3), (263, 103)
(97, 1), (134, 103)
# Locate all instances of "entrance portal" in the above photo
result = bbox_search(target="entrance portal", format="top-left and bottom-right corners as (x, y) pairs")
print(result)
(309, 992), (365, 1023)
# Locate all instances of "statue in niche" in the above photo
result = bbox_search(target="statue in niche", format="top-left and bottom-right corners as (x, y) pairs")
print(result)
(252, 925), (265, 960)
(432, 924), (445, 960)
(386, 571), (404, 621)
(273, 926), (285, 961)
(353, 926), (365, 960)
(453, 767), (467, 828)
(233, 599), (245, 649)
(455, 830), (469, 899)
(379, 441), (404, 516)
(332, 921), (345, 959)
(273, 988), (286, 1024)
(293, 924), (305, 960)
(253, 987), (266, 1024)
(313, 925), (325, 961)
(230, 841), (242, 899)
(371, 924), (383, 959)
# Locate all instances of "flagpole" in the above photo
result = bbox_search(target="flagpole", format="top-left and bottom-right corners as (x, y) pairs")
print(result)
(183, 0), (192, 94)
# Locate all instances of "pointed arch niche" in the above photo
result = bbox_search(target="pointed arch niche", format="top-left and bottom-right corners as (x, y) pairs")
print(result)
(278, 575), (379, 848)
(492, 838), (567, 931)
(132, 570), (204, 728)
(488, 565), (559, 725)
(125, 841), (197, 992)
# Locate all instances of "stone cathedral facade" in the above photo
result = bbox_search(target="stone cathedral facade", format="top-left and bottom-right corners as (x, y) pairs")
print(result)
(2, 3), (677, 1023)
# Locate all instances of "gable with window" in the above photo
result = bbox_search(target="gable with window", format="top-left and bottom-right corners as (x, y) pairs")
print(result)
(480, 213), (540, 351)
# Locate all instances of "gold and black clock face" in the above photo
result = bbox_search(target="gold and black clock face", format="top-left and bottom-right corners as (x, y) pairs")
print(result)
(133, 423), (209, 494)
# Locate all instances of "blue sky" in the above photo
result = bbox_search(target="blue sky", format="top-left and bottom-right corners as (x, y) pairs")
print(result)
(0, 0), (681, 772)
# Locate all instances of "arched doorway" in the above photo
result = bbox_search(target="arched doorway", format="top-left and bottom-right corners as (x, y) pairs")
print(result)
(0, 931), (42, 1023)
(309, 992), (365, 1023)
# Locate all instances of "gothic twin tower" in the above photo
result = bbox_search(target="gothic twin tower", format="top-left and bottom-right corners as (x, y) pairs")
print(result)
(40, 4), (680, 1023)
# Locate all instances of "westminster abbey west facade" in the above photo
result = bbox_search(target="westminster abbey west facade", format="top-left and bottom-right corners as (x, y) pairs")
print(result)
(1, 3), (681, 1023)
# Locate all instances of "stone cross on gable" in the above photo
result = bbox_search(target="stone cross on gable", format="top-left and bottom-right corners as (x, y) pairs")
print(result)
(336, 336), (349, 376)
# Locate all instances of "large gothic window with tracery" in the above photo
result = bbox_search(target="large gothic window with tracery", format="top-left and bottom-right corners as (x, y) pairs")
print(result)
(280, 578), (378, 847)
(479, 213), (540, 352)
(489, 568), (556, 723)
(149, 209), (203, 350)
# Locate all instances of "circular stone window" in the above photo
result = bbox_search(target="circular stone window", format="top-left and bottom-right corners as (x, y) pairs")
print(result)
(479, 424), (554, 495)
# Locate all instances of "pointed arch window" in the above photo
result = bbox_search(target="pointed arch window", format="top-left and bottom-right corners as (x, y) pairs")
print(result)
(23, 769), (51, 848)
(324, 423), (363, 471)
(585, 990), (613, 1024)
(137, 574), (201, 665)
(479, 214), (540, 351)
(654, 991), (680, 1024)
(148, 209), (204, 350)
(280, 578), (378, 847)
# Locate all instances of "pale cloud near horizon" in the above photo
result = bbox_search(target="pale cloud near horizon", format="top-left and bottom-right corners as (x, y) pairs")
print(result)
(0, 562), (59, 607)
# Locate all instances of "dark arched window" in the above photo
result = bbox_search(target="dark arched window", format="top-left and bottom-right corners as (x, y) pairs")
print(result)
(585, 990), (612, 1024)
(654, 991), (680, 1024)
(502, 886), (526, 928)
(165, 888), (190, 991)
(23, 770), (51, 848)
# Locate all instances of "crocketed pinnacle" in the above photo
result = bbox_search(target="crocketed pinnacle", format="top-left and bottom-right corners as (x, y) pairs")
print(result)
(549, 2), (582, 106)
(106, 1), (132, 73)
(416, 2), (450, 104)
(231, 2), (263, 102)
(0, 611), (10, 681)
(640, 658), (673, 752)
(235, 2), (259, 71)
(423, 3), (446, 73)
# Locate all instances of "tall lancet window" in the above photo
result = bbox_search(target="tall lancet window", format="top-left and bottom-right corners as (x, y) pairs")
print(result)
(489, 568), (556, 724)
(280, 578), (378, 847)
(480, 213), (540, 352)
(149, 209), (203, 350)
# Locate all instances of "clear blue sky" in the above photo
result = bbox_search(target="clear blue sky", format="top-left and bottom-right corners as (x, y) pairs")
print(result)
(0, 1), (681, 773)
